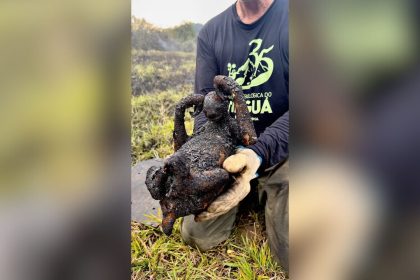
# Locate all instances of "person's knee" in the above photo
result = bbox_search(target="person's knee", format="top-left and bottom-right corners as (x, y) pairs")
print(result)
(180, 217), (221, 252)
(180, 222), (212, 251)
(180, 217), (206, 251)
(180, 208), (238, 251)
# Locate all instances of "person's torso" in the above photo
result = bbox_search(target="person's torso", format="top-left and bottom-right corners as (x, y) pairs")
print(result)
(204, 0), (289, 135)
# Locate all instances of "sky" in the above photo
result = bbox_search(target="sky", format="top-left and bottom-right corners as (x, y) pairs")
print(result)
(132, 0), (235, 28)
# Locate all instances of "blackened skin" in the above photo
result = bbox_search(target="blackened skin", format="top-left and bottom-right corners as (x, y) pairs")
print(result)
(173, 94), (204, 151)
(145, 75), (256, 235)
(214, 75), (257, 145)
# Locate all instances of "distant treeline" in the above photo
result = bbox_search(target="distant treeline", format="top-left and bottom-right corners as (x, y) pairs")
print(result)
(132, 17), (203, 52)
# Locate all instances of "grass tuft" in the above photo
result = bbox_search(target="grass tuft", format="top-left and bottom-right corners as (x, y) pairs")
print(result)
(131, 210), (286, 279)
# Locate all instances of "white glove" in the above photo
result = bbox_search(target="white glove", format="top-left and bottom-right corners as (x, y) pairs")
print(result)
(195, 148), (261, 222)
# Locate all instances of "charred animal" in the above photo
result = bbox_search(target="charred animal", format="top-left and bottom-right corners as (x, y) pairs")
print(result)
(145, 75), (257, 235)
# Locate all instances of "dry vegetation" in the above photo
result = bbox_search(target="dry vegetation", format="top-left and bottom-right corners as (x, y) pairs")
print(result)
(131, 50), (195, 165)
(132, 50), (195, 96)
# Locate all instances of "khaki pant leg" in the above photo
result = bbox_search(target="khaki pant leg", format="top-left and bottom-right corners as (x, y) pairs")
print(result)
(180, 206), (238, 251)
(258, 160), (289, 271)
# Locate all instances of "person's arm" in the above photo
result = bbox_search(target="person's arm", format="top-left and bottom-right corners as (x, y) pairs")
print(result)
(195, 111), (289, 222)
(249, 111), (289, 170)
(193, 27), (219, 132)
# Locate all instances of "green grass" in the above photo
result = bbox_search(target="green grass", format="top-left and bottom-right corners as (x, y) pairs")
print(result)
(132, 211), (286, 280)
(131, 89), (194, 165)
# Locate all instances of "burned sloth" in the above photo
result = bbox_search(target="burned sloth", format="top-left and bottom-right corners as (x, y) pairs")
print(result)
(146, 75), (256, 235)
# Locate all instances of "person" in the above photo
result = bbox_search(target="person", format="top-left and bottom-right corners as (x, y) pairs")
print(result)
(180, 0), (289, 270)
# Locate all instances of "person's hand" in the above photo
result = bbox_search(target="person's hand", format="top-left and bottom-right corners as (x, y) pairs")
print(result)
(195, 148), (261, 222)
